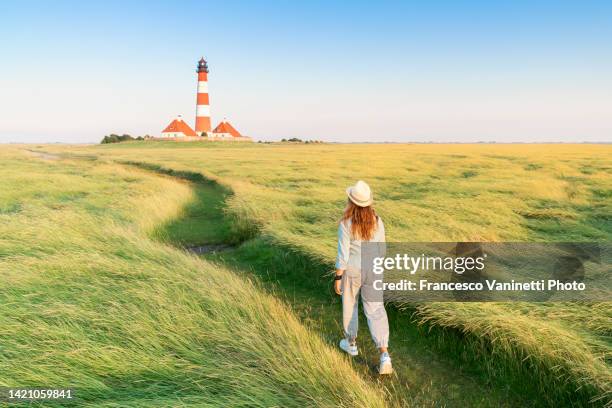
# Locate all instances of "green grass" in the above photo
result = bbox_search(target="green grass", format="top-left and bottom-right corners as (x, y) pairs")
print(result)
(135, 158), (607, 407)
(13, 142), (612, 406)
(205, 239), (530, 407)
(137, 164), (524, 406)
(0, 148), (387, 407)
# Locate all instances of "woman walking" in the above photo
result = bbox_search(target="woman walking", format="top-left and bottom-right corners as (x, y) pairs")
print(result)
(334, 180), (392, 375)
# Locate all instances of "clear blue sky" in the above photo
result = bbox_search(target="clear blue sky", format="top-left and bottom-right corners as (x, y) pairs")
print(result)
(1, 0), (611, 143)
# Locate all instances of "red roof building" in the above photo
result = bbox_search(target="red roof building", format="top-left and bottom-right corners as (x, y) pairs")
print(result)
(161, 115), (197, 138)
(212, 121), (242, 138)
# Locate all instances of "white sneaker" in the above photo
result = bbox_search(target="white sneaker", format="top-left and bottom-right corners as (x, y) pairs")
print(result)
(339, 339), (358, 356)
(378, 352), (393, 375)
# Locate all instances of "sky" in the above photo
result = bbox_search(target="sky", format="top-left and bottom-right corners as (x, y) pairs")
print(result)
(0, 0), (611, 143)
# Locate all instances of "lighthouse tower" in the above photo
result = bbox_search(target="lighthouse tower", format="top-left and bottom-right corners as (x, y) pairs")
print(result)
(195, 57), (211, 135)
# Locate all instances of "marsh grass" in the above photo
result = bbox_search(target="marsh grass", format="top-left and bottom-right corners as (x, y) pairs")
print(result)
(203, 238), (529, 407)
(36, 142), (612, 405)
(0, 147), (386, 407)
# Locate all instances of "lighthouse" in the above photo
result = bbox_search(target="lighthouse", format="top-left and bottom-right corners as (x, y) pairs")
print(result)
(195, 57), (211, 135)
(159, 57), (251, 141)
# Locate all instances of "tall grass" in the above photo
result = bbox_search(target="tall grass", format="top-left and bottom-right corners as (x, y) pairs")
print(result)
(46, 141), (612, 406)
(415, 303), (611, 405)
(0, 147), (386, 407)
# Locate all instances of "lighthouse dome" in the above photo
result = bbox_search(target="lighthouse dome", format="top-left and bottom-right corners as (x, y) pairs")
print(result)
(197, 57), (209, 73)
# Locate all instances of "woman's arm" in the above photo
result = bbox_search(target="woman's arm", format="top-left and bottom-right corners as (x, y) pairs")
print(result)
(334, 221), (350, 295)
(336, 221), (350, 271)
(378, 218), (386, 257)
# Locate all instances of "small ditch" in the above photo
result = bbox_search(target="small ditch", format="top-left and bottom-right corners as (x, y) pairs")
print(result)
(186, 244), (235, 255)
(27, 149), (62, 161)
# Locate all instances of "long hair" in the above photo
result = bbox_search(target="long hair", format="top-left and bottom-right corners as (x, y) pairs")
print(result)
(342, 200), (378, 241)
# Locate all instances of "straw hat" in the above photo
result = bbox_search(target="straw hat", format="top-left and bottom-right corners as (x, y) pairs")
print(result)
(346, 180), (373, 207)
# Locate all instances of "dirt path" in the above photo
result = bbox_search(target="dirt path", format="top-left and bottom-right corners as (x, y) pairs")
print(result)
(26, 149), (62, 160)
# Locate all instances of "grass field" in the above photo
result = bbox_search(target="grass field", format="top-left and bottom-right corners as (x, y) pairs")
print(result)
(3, 142), (611, 406)
(0, 147), (388, 407)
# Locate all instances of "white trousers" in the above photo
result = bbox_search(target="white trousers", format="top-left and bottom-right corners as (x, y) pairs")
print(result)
(342, 273), (389, 348)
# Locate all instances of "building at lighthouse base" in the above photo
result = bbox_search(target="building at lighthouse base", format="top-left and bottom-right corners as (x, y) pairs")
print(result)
(160, 115), (197, 138)
(205, 121), (251, 141)
(157, 116), (252, 142)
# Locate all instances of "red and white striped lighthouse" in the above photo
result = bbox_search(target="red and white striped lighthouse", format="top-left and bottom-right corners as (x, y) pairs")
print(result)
(195, 57), (211, 135)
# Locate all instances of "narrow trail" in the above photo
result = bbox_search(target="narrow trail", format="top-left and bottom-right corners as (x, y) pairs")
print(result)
(26, 149), (61, 160)
(122, 160), (527, 407)
(186, 244), (234, 254)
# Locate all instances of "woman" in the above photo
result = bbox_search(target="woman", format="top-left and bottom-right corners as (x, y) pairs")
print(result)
(334, 180), (392, 375)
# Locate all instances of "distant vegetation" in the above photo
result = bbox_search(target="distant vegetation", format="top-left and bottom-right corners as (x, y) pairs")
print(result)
(101, 133), (149, 144)
(278, 137), (324, 144)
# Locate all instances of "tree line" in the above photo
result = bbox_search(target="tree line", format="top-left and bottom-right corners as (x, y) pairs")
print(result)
(101, 134), (150, 144)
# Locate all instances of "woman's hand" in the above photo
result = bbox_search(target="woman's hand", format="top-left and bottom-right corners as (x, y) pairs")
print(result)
(334, 279), (342, 295)
(334, 270), (344, 295)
